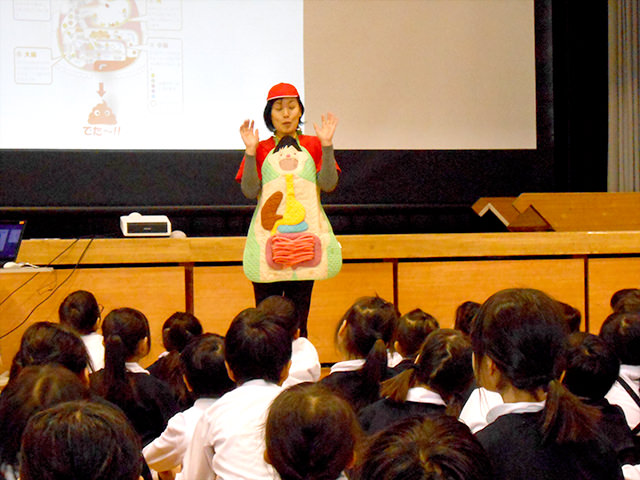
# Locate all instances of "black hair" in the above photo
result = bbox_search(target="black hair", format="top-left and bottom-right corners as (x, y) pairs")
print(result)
(558, 301), (582, 332)
(382, 329), (473, 416)
(274, 134), (302, 152)
(224, 308), (292, 384)
(161, 312), (203, 352)
(180, 333), (235, 398)
(263, 97), (305, 133)
(20, 400), (143, 480)
(96, 307), (150, 409)
(563, 332), (620, 400)
(58, 290), (101, 335)
(266, 382), (361, 480)
(454, 301), (480, 336)
(600, 311), (640, 365)
(9, 321), (90, 380)
(0, 365), (90, 477)
(610, 289), (640, 314)
(257, 295), (299, 339)
(355, 415), (493, 480)
(470, 288), (601, 444)
(394, 308), (439, 357)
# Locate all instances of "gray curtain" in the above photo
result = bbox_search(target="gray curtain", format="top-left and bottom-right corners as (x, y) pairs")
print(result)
(608, 0), (640, 191)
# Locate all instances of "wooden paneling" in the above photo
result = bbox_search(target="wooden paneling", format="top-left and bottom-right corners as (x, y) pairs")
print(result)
(587, 258), (640, 334)
(0, 267), (185, 371)
(193, 263), (394, 364)
(398, 259), (586, 329)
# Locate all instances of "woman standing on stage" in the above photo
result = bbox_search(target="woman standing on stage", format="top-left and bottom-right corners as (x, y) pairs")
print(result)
(236, 83), (341, 336)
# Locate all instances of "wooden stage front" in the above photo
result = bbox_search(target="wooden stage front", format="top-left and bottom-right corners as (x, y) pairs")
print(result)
(1, 231), (639, 370)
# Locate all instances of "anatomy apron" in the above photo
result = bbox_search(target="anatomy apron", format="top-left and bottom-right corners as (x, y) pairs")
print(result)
(243, 140), (342, 283)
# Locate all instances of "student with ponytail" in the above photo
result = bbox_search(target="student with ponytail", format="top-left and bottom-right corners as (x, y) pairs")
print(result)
(471, 288), (622, 480)
(321, 296), (397, 413)
(90, 308), (178, 447)
(359, 328), (473, 434)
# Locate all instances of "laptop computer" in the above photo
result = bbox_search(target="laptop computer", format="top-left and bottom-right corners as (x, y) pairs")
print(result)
(0, 220), (26, 267)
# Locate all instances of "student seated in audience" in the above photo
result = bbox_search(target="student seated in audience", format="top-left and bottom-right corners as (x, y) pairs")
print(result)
(359, 328), (473, 435)
(454, 300), (480, 336)
(143, 333), (235, 478)
(354, 415), (493, 480)
(90, 307), (179, 447)
(257, 295), (321, 388)
(182, 308), (292, 480)
(0, 365), (91, 480)
(558, 301), (582, 332)
(58, 289), (105, 372)
(602, 311), (640, 435)
(147, 312), (203, 410)
(321, 296), (397, 413)
(563, 332), (637, 465)
(9, 321), (91, 383)
(390, 308), (439, 373)
(611, 289), (640, 314)
(20, 400), (143, 480)
(471, 288), (622, 479)
(265, 382), (361, 480)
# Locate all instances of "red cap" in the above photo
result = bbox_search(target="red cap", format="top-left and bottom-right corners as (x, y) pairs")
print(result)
(267, 83), (299, 101)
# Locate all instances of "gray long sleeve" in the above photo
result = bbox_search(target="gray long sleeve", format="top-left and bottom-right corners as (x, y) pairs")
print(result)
(317, 145), (339, 192)
(240, 154), (261, 199)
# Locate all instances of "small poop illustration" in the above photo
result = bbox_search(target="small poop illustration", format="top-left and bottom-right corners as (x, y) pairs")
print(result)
(88, 100), (117, 125)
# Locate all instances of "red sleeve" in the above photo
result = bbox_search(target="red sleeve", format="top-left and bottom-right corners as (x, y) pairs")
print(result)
(298, 135), (341, 173)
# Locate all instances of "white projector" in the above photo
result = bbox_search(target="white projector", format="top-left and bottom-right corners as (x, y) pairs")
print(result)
(120, 213), (172, 237)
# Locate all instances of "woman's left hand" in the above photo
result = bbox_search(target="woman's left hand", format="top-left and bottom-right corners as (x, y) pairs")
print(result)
(313, 112), (339, 147)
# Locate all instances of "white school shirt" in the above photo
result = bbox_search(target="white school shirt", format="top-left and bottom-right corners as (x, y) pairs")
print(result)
(458, 387), (504, 433)
(282, 337), (321, 389)
(606, 364), (640, 431)
(182, 379), (282, 480)
(143, 397), (217, 474)
(82, 331), (105, 372)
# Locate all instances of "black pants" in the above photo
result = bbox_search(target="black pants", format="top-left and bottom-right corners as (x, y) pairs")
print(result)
(252, 280), (314, 337)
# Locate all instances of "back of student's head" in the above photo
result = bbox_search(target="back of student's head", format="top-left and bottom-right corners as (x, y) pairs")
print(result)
(355, 415), (492, 480)
(0, 365), (89, 475)
(563, 332), (620, 401)
(558, 301), (582, 332)
(180, 333), (235, 398)
(470, 288), (600, 444)
(600, 311), (640, 365)
(20, 400), (142, 480)
(162, 312), (203, 352)
(257, 295), (299, 339)
(610, 288), (640, 313)
(382, 329), (473, 415)
(9, 321), (90, 381)
(225, 308), (292, 384)
(395, 308), (439, 357)
(454, 301), (480, 336)
(266, 382), (361, 480)
(58, 290), (101, 335)
(99, 308), (150, 404)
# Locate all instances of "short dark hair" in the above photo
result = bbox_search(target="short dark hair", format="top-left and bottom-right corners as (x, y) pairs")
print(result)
(600, 311), (640, 365)
(563, 332), (620, 400)
(224, 308), (292, 384)
(610, 289), (640, 314)
(266, 383), (361, 480)
(263, 97), (305, 133)
(10, 322), (90, 380)
(20, 400), (142, 480)
(355, 415), (492, 480)
(454, 301), (480, 335)
(58, 290), (101, 334)
(558, 301), (582, 332)
(161, 312), (203, 352)
(180, 334), (235, 398)
(257, 295), (299, 339)
(395, 308), (439, 357)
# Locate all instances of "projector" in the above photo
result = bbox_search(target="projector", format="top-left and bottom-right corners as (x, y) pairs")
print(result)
(120, 213), (172, 237)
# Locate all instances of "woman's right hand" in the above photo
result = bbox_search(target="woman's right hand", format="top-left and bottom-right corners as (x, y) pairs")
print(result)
(239, 119), (259, 156)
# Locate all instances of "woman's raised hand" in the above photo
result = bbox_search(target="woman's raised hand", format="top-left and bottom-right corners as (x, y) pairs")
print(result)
(239, 119), (260, 156)
(313, 112), (338, 147)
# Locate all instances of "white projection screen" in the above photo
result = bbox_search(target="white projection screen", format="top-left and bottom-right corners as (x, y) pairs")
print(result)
(0, 0), (536, 151)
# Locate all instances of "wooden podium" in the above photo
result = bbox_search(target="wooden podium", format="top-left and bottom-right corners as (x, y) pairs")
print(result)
(473, 193), (640, 232)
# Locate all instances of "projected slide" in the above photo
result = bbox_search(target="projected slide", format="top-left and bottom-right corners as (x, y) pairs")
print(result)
(0, 0), (304, 150)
